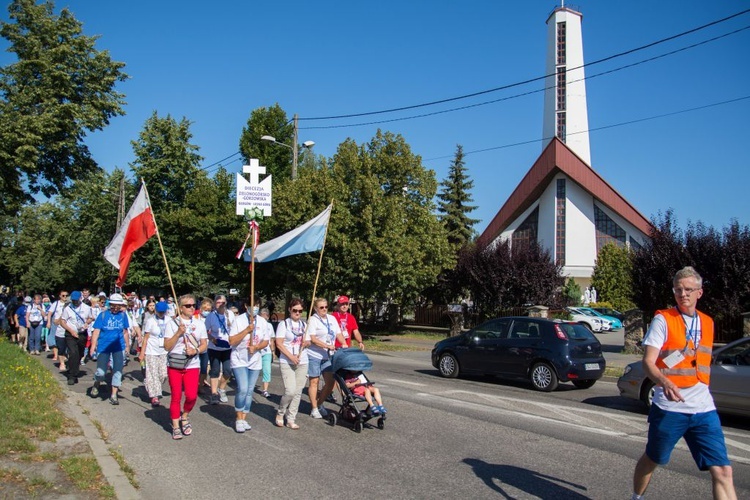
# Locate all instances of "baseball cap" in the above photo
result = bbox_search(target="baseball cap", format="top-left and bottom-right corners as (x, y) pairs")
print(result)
(70, 291), (82, 301)
(155, 302), (169, 313)
(24, 296), (32, 303)
(98, 292), (107, 298)
(337, 295), (350, 304)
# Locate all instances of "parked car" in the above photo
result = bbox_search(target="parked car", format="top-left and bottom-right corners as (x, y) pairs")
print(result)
(617, 336), (750, 417)
(566, 307), (611, 332)
(576, 307), (622, 330)
(431, 317), (606, 392)
(592, 307), (625, 322)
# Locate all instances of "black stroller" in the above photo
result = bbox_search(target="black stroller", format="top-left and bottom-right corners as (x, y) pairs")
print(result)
(327, 348), (386, 432)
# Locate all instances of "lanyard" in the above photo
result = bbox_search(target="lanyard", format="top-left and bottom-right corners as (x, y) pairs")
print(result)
(678, 307), (699, 351)
(214, 311), (228, 334)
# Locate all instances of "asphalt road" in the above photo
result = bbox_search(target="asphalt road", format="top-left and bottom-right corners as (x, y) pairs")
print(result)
(44, 349), (750, 499)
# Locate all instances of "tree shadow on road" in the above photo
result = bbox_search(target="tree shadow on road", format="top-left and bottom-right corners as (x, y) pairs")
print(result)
(462, 458), (590, 499)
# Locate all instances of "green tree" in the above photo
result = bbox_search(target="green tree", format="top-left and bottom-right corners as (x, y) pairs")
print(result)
(252, 130), (452, 317)
(591, 242), (636, 312)
(562, 277), (582, 306)
(127, 113), (246, 294)
(0, 0), (127, 216)
(238, 104), (295, 181)
(437, 145), (479, 251)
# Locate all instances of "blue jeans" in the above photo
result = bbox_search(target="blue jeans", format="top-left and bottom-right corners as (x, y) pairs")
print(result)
(232, 367), (261, 413)
(95, 350), (124, 388)
(28, 323), (43, 351)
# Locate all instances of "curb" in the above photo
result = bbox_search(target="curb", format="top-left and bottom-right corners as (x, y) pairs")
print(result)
(55, 376), (141, 499)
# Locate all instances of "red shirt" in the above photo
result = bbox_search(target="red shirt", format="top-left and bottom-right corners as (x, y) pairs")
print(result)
(332, 311), (359, 348)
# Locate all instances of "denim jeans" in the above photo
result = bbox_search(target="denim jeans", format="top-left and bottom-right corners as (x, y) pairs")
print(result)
(232, 367), (261, 413)
(28, 323), (43, 351)
(94, 350), (124, 388)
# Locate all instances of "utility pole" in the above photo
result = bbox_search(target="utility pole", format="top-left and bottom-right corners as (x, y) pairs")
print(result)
(292, 113), (299, 181)
(117, 176), (125, 230)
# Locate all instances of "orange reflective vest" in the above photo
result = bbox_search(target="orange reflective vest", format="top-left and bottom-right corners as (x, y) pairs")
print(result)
(655, 308), (713, 388)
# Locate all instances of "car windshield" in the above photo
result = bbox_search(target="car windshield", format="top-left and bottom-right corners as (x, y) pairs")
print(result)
(559, 323), (595, 340)
(715, 340), (750, 366)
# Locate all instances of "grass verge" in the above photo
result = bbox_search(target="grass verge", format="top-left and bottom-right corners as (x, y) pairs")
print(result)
(0, 338), (65, 455)
(59, 456), (116, 498)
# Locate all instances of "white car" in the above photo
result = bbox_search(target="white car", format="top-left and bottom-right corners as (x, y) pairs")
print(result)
(566, 307), (611, 332)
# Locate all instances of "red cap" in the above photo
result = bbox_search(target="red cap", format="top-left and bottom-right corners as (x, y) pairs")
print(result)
(337, 295), (350, 304)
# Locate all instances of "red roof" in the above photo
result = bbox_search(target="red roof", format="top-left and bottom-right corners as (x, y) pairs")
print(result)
(477, 137), (652, 247)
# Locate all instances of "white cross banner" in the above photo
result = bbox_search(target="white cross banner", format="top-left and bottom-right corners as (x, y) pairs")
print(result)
(236, 159), (272, 216)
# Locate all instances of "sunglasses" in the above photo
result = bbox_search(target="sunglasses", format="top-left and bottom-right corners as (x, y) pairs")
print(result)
(182, 303), (196, 308)
(291, 308), (303, 313)
(318, 305), (328, 310)
(60, 294), (68, 298)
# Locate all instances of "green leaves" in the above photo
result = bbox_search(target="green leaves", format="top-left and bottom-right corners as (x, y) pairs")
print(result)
(0, 0), (127, 216)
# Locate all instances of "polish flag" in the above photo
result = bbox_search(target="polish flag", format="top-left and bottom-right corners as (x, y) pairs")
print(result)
(104, 185), (157, 286)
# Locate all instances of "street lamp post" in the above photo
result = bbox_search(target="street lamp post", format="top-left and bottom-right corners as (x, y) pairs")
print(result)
(260, 114), (314, 180)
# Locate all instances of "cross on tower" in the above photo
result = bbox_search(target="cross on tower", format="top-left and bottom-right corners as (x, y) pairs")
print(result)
(243, 159), (266, 185)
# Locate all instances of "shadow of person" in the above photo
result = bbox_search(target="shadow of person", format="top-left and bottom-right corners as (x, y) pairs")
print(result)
(462, 458), (590, 499)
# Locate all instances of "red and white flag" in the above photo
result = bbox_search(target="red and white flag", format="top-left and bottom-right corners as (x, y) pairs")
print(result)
(104, 184), (157, 286)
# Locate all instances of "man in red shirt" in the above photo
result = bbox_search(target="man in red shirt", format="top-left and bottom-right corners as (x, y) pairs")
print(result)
(332, 296), (364, 349)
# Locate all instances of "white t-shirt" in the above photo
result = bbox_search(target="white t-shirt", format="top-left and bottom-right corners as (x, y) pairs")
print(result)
(275, 318), (310, 365)
(164, 317), (207, 370)
(206, 309), (235, 351)
(143, 315), (168, 356)
(307, 314), (341, 361)
(260, 318), (274, 355)
(61, 303), (93, 335)
(230, 313), (271, 370)
(50, 300), (66, 338)
(88, 306), (104, 334)
(643, 312), (715, 414)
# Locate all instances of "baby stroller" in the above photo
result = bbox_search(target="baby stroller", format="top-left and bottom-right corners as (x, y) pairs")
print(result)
(328, 348), (386, 433)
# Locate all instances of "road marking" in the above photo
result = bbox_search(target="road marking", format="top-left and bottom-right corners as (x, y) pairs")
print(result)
(724, 437), (750, 453)
(385, 378), (425, 387)
(417, 392), (629, 437)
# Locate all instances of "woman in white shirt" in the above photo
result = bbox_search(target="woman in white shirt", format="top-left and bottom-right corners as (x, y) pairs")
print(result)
(274, 299), (310, 429)
(228, 297), (269, 433)
(163, 294), (208, 440)
(306, 297), (347, 419)
(139, 301), (169, 407)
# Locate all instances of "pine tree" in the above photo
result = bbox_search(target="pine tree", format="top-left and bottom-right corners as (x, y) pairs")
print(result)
(437, 145), (479, 251)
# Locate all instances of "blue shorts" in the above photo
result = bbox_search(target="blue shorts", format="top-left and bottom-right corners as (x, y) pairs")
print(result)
(307, 357), (332, 378)
(646, 405), (730, 470)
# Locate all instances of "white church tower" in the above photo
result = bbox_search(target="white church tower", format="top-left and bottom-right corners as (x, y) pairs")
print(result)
(542, 4), (591, 166)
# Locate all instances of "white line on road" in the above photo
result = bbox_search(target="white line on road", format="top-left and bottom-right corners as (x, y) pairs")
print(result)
(384, 379), (426, 387)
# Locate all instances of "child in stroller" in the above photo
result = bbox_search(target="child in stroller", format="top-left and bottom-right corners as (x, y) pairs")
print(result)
(329, 348), (386, 432)
(343, 371), (387, 415)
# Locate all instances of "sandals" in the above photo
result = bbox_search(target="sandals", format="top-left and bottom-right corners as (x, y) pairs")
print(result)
(275, 416), (285, 427)
(285, 421), (300, 430)
(172, 427), (183, 440)
(181, 417), (192, 436)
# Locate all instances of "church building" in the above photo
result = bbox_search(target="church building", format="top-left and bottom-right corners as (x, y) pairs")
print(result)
(477, 5), (651, 286)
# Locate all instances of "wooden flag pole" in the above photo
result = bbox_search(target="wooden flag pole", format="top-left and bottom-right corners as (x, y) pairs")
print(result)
(304, 201), (334, 341)
(141, 179), (178, 303)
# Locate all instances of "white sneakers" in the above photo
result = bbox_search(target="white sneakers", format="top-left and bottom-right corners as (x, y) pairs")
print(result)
(310, 406), (329, 419)
(235, 420), (251, 433)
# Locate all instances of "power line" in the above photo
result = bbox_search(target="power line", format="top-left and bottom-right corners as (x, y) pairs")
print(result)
(423, 95), (750, 163)
(300, 25), (750, 131)
(298, 8), (750, 122)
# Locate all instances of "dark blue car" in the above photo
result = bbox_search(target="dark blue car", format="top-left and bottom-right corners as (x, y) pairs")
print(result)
(431, 317), (605, 391)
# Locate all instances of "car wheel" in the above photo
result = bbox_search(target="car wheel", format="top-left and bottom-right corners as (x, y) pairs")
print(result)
(640, 380), (655, 407)
(530, 362), (559, 392)
(572, 379), (596, 389)
(438, 353), (460, 378)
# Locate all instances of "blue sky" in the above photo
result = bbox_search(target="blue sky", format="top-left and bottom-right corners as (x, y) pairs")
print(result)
(2, 1), (748, 234)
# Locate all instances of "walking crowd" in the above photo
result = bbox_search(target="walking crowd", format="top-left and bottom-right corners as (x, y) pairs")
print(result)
(1, 288), (384, 441)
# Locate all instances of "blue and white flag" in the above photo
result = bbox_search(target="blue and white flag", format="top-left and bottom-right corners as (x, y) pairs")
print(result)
(244, 204), (332, 263)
